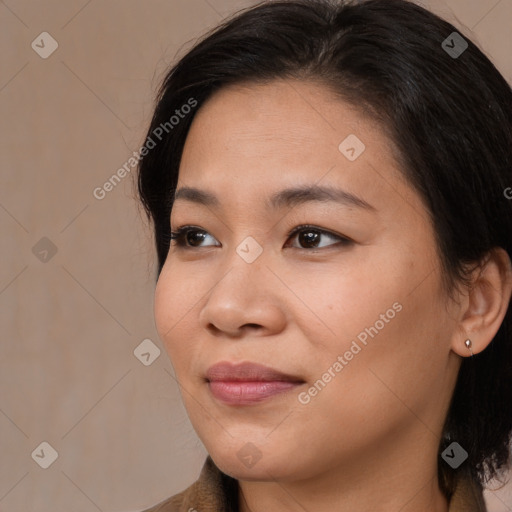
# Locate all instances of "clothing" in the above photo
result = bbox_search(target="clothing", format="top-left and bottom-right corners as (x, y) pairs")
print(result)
(142, 456), (488, 512)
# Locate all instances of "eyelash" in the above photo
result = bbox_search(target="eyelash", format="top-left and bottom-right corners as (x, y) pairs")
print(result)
(167, 224), (353, 251)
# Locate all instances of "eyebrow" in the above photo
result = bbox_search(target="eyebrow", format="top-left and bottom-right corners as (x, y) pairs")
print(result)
(173, 185), (376, 212)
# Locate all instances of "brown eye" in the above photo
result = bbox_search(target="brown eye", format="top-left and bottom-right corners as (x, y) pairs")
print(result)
(169, 227), (219, 248)
(286, 225), (353, 250)
(185, 230), (207, 247)
(297, 229), (321, 248)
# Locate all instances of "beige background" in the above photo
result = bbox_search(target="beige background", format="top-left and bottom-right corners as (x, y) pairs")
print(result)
(1, 0), (511, 510)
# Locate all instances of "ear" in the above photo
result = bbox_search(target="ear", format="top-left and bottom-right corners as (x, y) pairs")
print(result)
(451, 247), (512, 357)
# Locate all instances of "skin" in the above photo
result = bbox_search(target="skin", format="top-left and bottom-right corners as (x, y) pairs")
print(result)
(153, 79), (512, 512)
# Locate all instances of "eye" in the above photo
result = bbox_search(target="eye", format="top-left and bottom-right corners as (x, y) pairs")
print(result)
(169, 224), (352, 250)
(285, 224), (353, 250)
(169, 226), (219, 248)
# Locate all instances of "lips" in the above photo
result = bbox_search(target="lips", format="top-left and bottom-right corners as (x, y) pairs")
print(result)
(205, 362), (305, 405)
(206, 361), (303, 382)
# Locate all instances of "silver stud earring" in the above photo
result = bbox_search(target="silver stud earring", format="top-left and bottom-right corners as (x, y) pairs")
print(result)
(464, 339), (474, 356)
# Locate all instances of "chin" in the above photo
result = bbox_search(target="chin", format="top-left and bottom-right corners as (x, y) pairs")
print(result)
(207, 440), (299, 482)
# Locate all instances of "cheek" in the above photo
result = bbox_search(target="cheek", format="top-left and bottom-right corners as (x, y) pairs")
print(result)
(321, 276), (448, 414)
(296, 301), (444, 445)
(154, 268), (198, 364)
(154, 271), (173, 340)
(289, 258), (401, 350)
(298, 249), (446, 387)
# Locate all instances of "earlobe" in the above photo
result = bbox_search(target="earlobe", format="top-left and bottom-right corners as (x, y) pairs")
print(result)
(452, 247), (512, 357)
(463, 338), (474, 357)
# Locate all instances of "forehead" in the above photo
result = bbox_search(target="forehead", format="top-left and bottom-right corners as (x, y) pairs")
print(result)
(176, 79), (412, 213)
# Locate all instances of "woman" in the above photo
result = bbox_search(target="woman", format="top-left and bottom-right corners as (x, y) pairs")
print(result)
(137, 0), (512, 510)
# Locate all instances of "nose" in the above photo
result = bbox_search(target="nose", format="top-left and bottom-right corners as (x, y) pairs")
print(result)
(198, 254), (287, 338)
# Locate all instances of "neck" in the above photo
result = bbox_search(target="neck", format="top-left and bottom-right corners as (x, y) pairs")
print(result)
(239, 471), (449, 512)
(237, 431), (450, 512)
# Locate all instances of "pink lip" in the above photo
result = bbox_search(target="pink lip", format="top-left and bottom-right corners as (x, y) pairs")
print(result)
(206, 362), (304, 405)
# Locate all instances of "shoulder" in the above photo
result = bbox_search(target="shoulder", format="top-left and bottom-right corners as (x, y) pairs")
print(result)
(139, 493), (182, 512)
(139, 488), (188, 512)
(139, 456), (238, 512)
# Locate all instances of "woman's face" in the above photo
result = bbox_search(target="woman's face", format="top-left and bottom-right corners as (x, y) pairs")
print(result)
(154, 79), (462, 482)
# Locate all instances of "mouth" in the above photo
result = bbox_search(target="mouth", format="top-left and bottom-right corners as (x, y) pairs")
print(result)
(205, 361), (305, 406)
